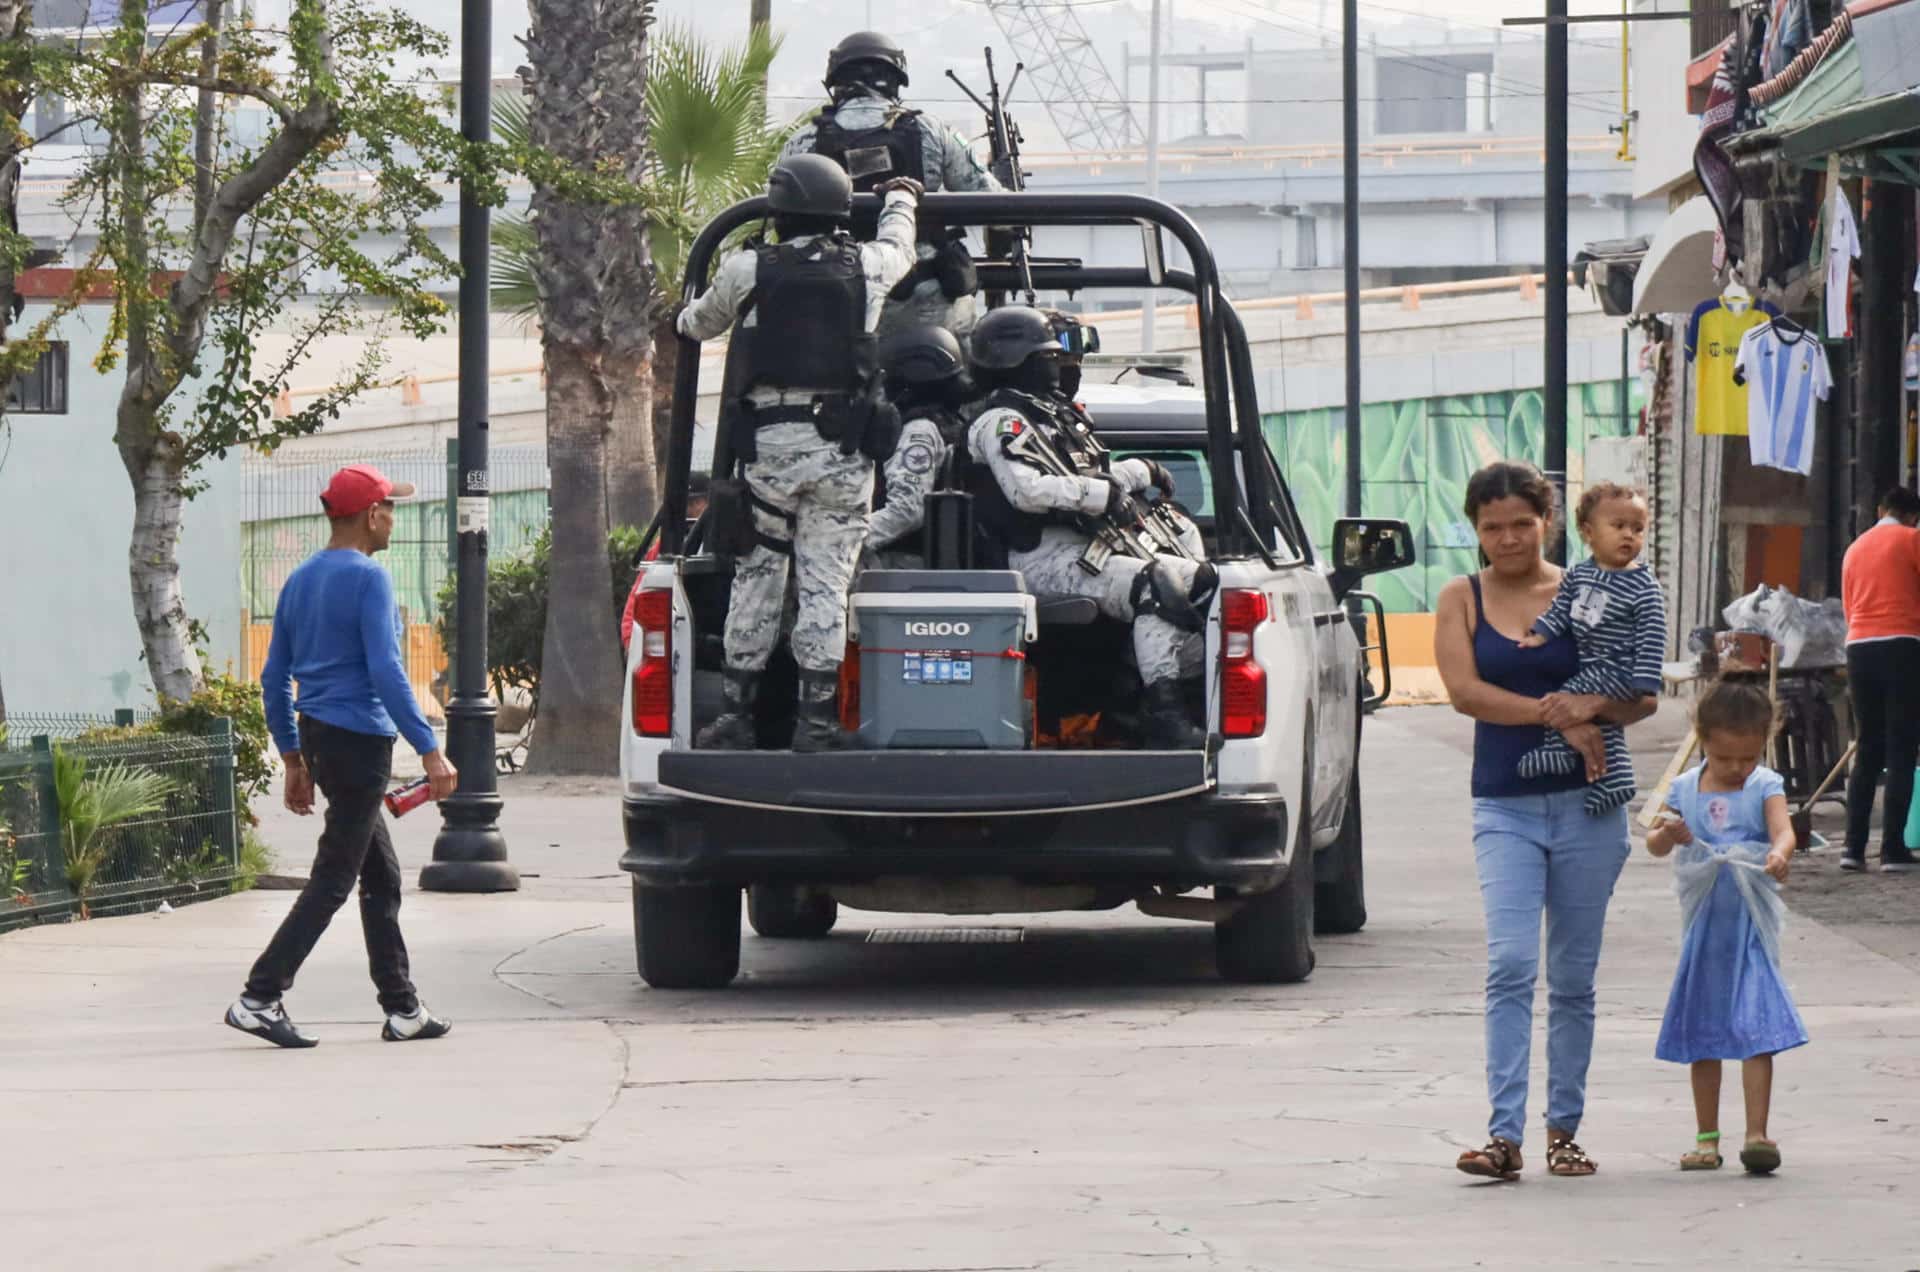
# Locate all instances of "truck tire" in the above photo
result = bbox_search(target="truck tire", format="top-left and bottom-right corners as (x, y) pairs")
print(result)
(1314, 769), (1366, 935)
(633, 880), (742, 989)
(1215, 733), (1316, 984)
(747, 883), (839, 940)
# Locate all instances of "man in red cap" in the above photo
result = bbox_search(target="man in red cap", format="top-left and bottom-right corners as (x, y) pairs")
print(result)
(226, 464), (458, 1048)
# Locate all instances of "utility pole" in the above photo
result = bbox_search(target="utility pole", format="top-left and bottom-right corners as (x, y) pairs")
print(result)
(1543, 0), (1570, 562)
(751, 0), (769, 30)
(1341, 0), (1361, 518)
(1143, 0), (1161, 353)
(424, 0), (518, 893)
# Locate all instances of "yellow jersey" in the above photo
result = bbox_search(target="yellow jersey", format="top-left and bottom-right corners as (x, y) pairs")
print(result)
(1686, 297), (1777, 436)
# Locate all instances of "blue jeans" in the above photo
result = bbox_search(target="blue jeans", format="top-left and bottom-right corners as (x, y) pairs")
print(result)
(1473, 790), (1631, 1145)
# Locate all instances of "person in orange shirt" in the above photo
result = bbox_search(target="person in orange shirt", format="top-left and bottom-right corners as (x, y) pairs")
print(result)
(1840, 486), (1920, 872)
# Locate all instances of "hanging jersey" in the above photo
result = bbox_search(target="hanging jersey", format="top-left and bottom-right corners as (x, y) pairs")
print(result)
(1685, 296), (1776, 436)
(1825, 185), (1860, 341)
(1735, 323), (1831, 476)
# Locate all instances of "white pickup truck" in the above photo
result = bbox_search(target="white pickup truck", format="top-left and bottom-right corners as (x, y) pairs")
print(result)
(619, 192), (1413, 989)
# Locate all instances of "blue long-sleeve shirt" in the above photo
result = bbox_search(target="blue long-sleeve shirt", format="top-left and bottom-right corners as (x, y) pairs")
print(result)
(261, 549), (439, 757)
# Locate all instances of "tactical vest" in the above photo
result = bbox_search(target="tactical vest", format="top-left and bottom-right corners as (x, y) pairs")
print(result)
(963, 389), (1097, 555)
(809, 105), (927, 193)
(737, 236), (871, 413)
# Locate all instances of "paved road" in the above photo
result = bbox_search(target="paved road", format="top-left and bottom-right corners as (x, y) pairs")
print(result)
(5, 708), (1918, 1270)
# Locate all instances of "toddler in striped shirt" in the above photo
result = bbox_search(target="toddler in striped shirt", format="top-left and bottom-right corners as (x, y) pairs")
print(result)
(1518, 483), (1668, 814)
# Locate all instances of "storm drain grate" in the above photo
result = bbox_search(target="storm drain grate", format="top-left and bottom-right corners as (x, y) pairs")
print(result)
(866, 927), (1026, 945)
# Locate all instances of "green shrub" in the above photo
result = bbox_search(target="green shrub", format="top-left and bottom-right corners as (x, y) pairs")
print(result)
(158, 670), (273, 827)
(435, 525), (645, 702)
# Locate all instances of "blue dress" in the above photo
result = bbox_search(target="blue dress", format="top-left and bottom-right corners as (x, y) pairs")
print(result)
(1654, 766), (1810, 1064)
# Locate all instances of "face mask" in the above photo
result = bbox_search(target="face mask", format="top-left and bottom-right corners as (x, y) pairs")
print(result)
(1013, 356), (1060, 398)
(1058, 362), (1083, 401)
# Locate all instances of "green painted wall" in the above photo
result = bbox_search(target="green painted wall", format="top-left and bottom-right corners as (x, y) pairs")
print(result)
(1264, 379), (1644, 613)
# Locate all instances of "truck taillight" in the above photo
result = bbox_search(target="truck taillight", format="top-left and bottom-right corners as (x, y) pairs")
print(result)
(630, 587), (673, 737)
(839, 641), (860, 732)
(1220, 588), (1268, 739)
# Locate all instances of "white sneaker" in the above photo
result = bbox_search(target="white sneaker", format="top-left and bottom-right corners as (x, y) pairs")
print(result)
(225, 997), (318, 1048)
(381, 1005), (452, 1042)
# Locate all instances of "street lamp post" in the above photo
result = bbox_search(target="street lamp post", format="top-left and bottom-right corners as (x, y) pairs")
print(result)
(1342, 0), (1361, 519)
(1543, 0), (1570, 562)
(423, 0), (518, 893)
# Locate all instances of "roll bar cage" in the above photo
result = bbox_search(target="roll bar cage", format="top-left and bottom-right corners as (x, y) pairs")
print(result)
(659, 192), (1308, 564)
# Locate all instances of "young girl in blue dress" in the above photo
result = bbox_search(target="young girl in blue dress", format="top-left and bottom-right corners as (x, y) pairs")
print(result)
(1645, 679), (1808, 1174)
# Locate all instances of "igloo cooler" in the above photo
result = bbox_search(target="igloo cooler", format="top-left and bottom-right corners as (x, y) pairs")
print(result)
(851, 570), (1038, 750)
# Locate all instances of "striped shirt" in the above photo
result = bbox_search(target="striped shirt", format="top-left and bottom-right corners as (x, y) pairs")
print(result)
(1735, 322), (1831, 476)
(1532, 560), (1668, 699)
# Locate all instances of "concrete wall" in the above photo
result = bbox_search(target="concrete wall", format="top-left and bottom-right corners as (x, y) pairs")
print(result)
(0, 304), (242, 715)
(1629, 0), (1698, 200)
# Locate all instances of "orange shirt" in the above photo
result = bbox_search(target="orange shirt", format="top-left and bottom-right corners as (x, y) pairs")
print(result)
(1842, 520), (1920, 644)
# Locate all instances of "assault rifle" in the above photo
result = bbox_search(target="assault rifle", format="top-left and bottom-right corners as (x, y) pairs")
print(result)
(947, 49), (1035, 304)
(1001, 420), (1200, 576)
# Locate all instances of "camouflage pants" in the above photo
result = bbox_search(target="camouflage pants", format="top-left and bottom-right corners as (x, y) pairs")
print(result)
(1012, 528), (1203, 685)
(726, 425), (874, 675)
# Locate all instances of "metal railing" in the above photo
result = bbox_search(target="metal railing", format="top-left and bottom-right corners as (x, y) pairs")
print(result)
(0, 716), (240, 929)
(1691, 0), (1742, 60)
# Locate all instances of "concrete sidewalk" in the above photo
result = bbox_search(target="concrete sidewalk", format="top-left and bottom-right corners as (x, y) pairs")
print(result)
(5, 707), (1919, 1271)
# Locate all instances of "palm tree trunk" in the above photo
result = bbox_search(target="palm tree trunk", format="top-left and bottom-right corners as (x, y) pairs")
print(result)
(649, 309), (678, 491)
(527, 345), (623, 773)
(606, 347), (658, 532)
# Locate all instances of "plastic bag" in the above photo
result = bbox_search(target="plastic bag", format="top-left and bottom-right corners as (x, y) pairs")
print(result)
(1672, 839), (1785, 968)
(1721, 584), (1848, 669)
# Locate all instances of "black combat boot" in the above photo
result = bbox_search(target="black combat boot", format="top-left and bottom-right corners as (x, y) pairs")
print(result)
(1142, 677), (1206, 750)
(695, 669), (760, 750)
(791, 669), (853, 753)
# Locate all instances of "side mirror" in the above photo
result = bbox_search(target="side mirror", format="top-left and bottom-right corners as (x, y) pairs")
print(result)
(1331, 517), (1415, 597)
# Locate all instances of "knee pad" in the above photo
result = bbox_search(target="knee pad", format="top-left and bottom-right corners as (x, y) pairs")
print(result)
(1129, 559), (1219, 633)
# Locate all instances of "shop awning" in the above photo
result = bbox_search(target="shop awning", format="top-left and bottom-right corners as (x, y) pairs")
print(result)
(1631, 196), (1722, 316)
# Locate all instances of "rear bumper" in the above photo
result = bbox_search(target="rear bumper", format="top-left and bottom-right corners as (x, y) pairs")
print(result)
(622, 750), (1290, 890)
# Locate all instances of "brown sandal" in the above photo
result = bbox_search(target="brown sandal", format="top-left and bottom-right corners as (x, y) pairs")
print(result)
(1456, 1136), (1523, 1181)
(1545, 1135), (1597, 1177)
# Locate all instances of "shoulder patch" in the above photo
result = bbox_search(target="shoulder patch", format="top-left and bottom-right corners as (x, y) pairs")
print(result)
(900, 442), (936, 476)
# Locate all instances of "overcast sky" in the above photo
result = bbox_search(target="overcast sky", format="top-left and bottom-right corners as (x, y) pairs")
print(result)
(385, 0), (1640, 147)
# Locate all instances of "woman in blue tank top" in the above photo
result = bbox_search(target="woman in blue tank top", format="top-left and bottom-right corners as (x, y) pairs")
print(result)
(1434, 462), (1659, 1182)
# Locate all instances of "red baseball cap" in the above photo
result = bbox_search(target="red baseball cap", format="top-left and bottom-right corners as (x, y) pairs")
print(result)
(319, 464), (416, 518)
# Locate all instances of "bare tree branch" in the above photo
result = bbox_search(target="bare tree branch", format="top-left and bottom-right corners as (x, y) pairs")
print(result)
(138, 70), (293, 124)
(159, 1), (340, 394)
(192, 0), (226, 227)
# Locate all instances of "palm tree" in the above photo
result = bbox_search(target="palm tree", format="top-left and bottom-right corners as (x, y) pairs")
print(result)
(53, 748), (174, 919)
(493, 23), (790, 486)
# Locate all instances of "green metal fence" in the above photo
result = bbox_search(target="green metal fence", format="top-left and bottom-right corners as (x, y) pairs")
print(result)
(239, 443), (552, 721)
(0, 713), (240, 930)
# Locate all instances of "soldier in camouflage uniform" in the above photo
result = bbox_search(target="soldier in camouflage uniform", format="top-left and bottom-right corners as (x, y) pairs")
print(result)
(863, 325), (977, 570)
(679, 155), (923, 751)
(962, 306), (1215, 749)
(780, 31), (1000, 340)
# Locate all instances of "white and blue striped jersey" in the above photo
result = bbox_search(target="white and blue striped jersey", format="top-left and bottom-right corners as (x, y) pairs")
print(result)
(1735, 323), (1831, 476)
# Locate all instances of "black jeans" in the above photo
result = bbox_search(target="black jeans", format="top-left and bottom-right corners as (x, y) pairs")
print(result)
(245, 717), (418, 1015)
(1845, 639), (1920, 859)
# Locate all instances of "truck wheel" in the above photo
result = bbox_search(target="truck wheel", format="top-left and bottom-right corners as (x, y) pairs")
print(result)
(1215, 749), (1316, 984)
(633, 880), (742, 989)
(1315, 769), (1367, 935)
(747, 884), (839, 939)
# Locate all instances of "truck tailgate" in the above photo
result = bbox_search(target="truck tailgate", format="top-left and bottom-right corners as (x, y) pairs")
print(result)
(654, 749), (1213, 816)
